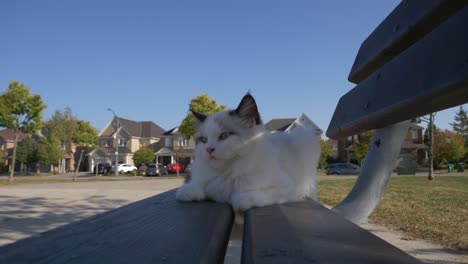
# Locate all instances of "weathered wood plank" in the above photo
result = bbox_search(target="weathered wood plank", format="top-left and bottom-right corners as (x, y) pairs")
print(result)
(327, 7), (468, 140)
(242, 200), (421, 264)
(349, 0), (467, 83)
(0, 189), (233, 264)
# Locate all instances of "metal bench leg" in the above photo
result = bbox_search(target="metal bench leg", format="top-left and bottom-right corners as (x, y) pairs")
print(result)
(332, 120), (411, 224)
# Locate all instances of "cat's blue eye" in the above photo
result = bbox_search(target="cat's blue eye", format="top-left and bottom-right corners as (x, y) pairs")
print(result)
(196, 136), (207, 144)
(219, 132), (234, 141)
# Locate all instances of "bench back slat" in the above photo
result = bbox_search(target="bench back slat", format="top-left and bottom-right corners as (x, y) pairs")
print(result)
(242, 200), (421, 264)
(348, 0), (467, 84)
(326, 7), (468, 139)
(0, 189), (234, 264)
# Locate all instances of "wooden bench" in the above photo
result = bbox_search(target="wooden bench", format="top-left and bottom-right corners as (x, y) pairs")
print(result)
(1, 2), (467, 263)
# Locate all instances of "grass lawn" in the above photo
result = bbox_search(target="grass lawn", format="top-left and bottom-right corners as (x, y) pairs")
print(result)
(318, 176), (468, 250)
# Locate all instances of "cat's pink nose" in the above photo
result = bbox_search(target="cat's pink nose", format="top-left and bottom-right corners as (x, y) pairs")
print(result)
(206, 147), (215, 155)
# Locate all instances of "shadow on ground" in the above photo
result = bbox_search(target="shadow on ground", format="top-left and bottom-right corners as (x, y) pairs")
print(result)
(0, 195), (130, 246)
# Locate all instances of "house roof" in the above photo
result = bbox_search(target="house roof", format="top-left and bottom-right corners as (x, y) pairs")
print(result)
(163, 127), (178, 136)
(264, 119), (296, 132)
(0, 129), (30, 142)
(100, 117), (165, 138)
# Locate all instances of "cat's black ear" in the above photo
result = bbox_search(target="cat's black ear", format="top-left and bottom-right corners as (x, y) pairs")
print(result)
(233, 93), (261, 125)
(191, 109), (207, 122)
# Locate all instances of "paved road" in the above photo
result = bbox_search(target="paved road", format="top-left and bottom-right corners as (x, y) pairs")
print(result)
(0, 178), (184, 246)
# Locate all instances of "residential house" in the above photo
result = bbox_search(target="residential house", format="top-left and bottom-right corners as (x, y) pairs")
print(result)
(0, 129), (30, 173)
(89, 117), (166, 171)
(326, 139), (339, 159)
(156, 126), (195, 166)
(336, 123), (427, 166)
(265, 113), (322, 134)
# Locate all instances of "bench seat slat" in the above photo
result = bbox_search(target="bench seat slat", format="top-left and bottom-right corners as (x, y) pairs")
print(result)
(0, 189), (234, 264)
(349, 0), (467, 83)
(327, 7), (468, 139)
(242, 200), (421, 264)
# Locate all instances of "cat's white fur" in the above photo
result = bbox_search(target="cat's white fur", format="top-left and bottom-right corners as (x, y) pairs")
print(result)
(176, 94), (321, 211)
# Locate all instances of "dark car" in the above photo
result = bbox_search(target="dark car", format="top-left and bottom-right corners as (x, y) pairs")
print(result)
(93, 163), (111, 174)
(145, 163), (160, 176)
(326, 163), (361, 175)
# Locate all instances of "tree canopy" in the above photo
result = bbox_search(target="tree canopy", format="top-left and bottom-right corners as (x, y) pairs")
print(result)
(351, 130), (375, 165)
(133, 146), (155, 166)
(0, 81), (46, 181)
(433, 128), (465, 166)
(319, 139), (333, 169)
(72, 120), (98, 181)
(179, 94), (226, 139)
(450, 105), (468, 148)
(16, 137), (39, 172)
(37, 132), (62, 174)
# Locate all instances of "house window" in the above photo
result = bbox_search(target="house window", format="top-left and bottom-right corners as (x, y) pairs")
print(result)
(100, 139), (111, 147)
(178, 137), (188, 147)
(119, 138), (127, 147)
(165, 138), (172, 147)
(411, 130), (418, 140)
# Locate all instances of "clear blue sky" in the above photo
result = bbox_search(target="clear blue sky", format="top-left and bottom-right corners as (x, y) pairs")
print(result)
(1, 0), (463, 137)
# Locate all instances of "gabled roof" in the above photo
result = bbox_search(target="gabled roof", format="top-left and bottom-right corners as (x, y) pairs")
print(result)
(264, 119), (296, 132)
(0, 129), (30, 142)
(163, 127), (178, 136)
(265, 114), (322, 134)
(100, 117), (165, 138)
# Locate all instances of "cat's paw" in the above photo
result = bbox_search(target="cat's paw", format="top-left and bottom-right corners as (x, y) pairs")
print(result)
(176, 184), (206, 201)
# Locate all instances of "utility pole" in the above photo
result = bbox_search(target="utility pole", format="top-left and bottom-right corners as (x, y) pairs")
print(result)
(108, 108), (120, 176)
(428, 113), (434, 180)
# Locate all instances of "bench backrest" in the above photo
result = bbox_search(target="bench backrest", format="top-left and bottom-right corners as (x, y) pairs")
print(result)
(327, 0), (468, 139)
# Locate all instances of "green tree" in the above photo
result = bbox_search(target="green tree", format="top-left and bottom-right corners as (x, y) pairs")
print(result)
(450, 105), (468, 148)
(37, 132), (62, 174)
(433, 128), (465, 167)
(319, 139), (333, 169)
(0, 151), (5, 173)
(16, 137), (39, 173)
(351, 130), (375, 166)
(179, 94), (227, 139)
(0, 81), (46, 182)
(42, 108), (78, 173)
(72, 120), (98, 182)
(133, 146), (155, 167)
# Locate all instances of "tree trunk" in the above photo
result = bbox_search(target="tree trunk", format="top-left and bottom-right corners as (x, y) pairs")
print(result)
(8, 130), (20, 183)
(73, 150), (84, 182)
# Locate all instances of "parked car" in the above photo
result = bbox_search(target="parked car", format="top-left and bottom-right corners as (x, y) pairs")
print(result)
(145, 163), (160, 176)
(113, 163), (137, 174)
(93, 163), (111, 174)
(326, 163), (361, 175)
(166, 163), (185, 174)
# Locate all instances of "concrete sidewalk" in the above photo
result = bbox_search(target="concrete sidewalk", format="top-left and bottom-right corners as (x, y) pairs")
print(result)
(0, 179), (466, 263)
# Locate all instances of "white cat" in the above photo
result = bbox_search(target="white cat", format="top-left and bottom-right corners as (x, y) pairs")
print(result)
(176, 94), (321, 212)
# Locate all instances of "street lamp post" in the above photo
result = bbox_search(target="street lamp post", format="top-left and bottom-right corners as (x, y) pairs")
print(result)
(108, 108), (119, 176)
